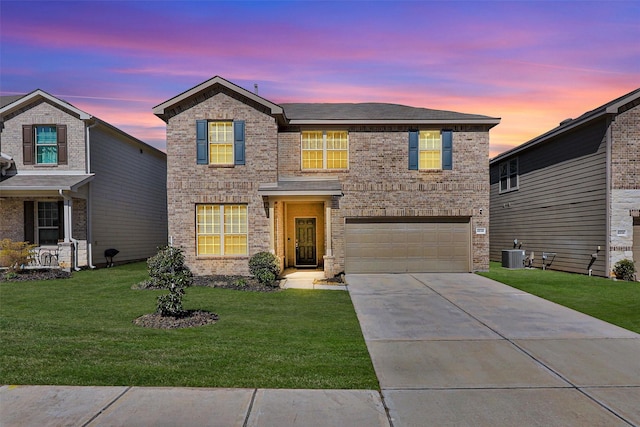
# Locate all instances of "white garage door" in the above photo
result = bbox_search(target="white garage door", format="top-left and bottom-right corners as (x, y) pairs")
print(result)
(345, 218), (471, 273)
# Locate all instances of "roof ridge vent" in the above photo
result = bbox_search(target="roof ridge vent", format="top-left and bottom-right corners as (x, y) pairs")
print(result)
(559, 118), (573, 126)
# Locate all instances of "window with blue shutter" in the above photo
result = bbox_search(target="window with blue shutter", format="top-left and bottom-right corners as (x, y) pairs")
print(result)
(408, 130), (419, 170)
(442, 130), (453, 170)
(196, 120), (208, 164)
(234, 120), (245, 165)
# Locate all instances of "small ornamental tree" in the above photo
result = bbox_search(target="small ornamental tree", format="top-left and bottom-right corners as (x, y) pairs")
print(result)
(249, 251), (281, 286)
(146, 246), (193, 317)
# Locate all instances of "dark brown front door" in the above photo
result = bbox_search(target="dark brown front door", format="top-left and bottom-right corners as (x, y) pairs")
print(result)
(295, 218), (317, 266)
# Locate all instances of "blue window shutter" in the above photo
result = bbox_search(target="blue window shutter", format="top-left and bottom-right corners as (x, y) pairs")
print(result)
(234, 120), (245, 165)
(442, 130), (453, 170)
(196, 120), (208, 164)
(408, 131), (419, 170)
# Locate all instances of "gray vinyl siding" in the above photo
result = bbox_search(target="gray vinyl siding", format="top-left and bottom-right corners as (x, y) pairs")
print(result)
(89, 125), (167, 265)
(490, 120), (608, 276)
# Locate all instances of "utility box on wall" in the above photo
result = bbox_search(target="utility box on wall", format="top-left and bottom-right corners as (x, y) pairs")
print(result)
(502, 249), (525, 269)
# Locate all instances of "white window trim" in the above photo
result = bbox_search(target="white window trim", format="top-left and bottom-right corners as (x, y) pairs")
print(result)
(499, 158), (519, 193)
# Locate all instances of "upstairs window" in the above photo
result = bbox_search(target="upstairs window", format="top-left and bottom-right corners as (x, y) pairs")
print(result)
(196, 120), (245, 166)
(301, 130), (348, 170)
(499, 158), (519, 192)
(22, 125), (67, 166)
(419, 131), (442, 170)
(36, 126), (58, 164)
(409, 130), (453, 171)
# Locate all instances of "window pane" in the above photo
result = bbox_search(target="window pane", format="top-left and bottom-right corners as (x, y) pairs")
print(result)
(419, 151), (441, 169)
(500, 178), (508, 191)
(39, 228), (58, 245)
(208, 122), (232, 143)
(302, 150), (323, 169)
(509, 159), (518, 175)
(37, 146), (58, 164)
(510, 175), (518, 188)
(196, 205), (221, 255)
(36, 126), (57, 144)
(500, 163), (508, 178)
(326, 150), (348, 169)
(224, 235), (247, 255)
(38, 202), (58, 227)
(209, 144), (233, 164)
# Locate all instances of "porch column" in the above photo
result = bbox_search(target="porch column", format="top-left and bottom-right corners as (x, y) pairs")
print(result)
(61, 191), (72, 243)
(325, 202), (332, 256)
(269, 200), (275, 253)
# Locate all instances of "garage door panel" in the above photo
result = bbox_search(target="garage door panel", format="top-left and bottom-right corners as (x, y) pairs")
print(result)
(345, 219), (470, 273)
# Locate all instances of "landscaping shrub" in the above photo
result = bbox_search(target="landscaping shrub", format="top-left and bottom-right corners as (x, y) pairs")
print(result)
(0, 239), (35, 272)
(249, 251), (281, 286)
(144, 246), (193, 317)
(146, 245), (193, 289)
(613, 259), (636, 281)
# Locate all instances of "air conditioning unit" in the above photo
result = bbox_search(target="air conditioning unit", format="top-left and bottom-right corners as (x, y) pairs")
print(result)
(502, 249), (525, 269)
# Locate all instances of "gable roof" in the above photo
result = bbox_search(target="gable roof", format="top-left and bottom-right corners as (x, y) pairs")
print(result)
(491, 87), (640, 163)
(281, 102), (499, 125)
(0, 89), (92, 120)
(153, 75), (500, 127)
(153, 75), (284, 122)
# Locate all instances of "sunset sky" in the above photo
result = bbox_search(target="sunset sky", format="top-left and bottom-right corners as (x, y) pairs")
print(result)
(1, 1), (638, 157)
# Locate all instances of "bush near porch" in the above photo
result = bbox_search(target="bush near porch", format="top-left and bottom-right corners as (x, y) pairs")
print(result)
(479, 261), (640, 334)
(0, 262), (378, 389)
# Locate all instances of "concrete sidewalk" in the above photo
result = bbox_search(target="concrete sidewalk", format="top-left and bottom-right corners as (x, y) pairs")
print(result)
(348, 273), (640, 427)
(2, 273), (639, 426)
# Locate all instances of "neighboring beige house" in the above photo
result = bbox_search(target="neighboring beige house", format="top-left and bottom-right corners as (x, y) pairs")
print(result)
(489, 88), (640, 278)
(154, 76), (500, 277)
(0, 90), (167, 270)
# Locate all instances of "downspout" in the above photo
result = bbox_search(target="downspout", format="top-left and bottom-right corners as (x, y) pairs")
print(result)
(59, 189), (81, 271)
(85, 121), (98, 268)
(605, 117), (612, 277)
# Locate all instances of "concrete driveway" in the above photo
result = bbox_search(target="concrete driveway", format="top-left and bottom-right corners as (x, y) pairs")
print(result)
(347, 273), (640, 427)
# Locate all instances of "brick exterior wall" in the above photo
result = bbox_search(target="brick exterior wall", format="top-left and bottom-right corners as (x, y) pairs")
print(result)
(165, 91), (491, 276)
(166, 92), (277, 276)
(1, 100), (87, 171)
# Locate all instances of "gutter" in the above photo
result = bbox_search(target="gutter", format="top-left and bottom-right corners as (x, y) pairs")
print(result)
(0, 152), (13, 176)
(85, 121), (98, 269)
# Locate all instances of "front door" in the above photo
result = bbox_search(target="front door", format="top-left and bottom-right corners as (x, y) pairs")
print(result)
(295, 218), (317, 266)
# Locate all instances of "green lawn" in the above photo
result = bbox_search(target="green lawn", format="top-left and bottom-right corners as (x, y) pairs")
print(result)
(0, 263), (378, 389)
(478, 262), (640, 334)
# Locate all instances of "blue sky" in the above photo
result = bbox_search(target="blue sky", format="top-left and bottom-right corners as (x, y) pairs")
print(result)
(1, 0), (638, 155)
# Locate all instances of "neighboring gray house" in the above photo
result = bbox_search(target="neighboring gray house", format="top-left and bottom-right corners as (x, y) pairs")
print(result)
(489, 88), (640, 278)
(154, 76), (500, 277)
(0, 90), (167, 270)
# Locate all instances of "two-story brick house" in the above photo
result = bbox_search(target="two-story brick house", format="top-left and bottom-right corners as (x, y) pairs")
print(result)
(154, 76), (500, 277)
(1, 90), (168, 270)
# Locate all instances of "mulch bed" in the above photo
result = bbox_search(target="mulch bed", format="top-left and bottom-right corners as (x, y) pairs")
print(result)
(1, 269), (71, 282)
(191, 275), (282, 292)
(133, 310), (219, 329)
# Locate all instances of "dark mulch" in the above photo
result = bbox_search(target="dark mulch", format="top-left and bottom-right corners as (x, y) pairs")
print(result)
(1, 269), (72, 282)
(191, 275), (282, 292)
(133, 310), (219, 329)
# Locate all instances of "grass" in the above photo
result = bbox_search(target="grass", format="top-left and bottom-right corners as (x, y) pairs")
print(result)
(478, 261), (640, 334)
(0, 263), (378, 389)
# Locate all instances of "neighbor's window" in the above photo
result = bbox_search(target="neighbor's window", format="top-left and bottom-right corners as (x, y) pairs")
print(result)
(301, 130), (348, 170)
(196, 204), (247, 255)
(499, 158), (519, 192)
(208, 122), (234, 165)
(36, 126), (58, 164)
(419, 131), (441, 170)
(37, 201), (59, 245)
